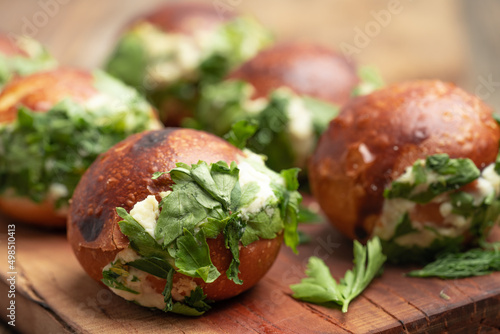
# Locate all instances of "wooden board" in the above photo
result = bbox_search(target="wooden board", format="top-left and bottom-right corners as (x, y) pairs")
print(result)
(1, 216), (499, 334)
(0, 0), (499, 333)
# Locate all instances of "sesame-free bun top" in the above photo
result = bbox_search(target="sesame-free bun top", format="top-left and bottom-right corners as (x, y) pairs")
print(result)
(0, 68), (97, 124)
(309, 80), (500, 241)
(228, 43), (359, 106)
(137, 2), (233, 35)
(68, 128), (282, 301)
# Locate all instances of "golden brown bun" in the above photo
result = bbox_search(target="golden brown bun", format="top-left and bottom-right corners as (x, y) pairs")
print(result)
(228, 43), (359, 105)
(68, 128), (282, 301)
(139, 2), (232, 35)
(0, 68), (97, 124)
(309, 80), (500, 240)
(0, 34), (26, 56)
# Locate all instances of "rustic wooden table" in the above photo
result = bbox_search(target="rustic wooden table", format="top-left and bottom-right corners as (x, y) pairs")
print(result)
(1, 216), (499, 333)
(1, 1), (500, 333)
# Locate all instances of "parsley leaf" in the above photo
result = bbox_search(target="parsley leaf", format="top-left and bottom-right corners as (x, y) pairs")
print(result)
(408, 247), (500, 279)
(162, 268), (175, 312)
(302, 97), (340, 136)
(172, 229), (220, 283)
(279, 168), (302, 253)
(101, 261), (140, 294)
(127, 257), (172, 279)
(117, 207), (172, 261)
(351, 66), (385, 97)
(224, 216), (246, 284)
(170, 286), (212, 316)
(224, 119), (259, 149)
(291, 237), (387, 312)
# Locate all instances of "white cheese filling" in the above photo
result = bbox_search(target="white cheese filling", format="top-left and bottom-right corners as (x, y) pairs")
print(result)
(136, 22), (208, 85)
(374, 162), (500, 248)
(284, 93), (315, 168)
(102, 248), (167, 309)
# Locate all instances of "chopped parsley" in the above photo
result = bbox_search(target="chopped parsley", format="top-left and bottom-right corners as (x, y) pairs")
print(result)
(194, 79), (340, 170)
(384, 154), (480, 204)
(105, 16), (272, 124)
(0, 71), (158, 207)
(408, 246), (500, 279)
(107, 157), (301, 316)
(379, 153), (500, 270)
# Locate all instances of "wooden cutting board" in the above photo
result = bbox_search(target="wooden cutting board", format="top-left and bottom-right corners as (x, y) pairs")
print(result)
(1, 215), (499, 334)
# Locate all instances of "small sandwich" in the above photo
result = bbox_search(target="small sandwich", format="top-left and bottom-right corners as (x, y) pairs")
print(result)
(193, 42), (383, 171)
(0, 68), (162, 226)
(309, 80), (500, 263)
(67, 128), (301, 315)
(105, 2), (273, 126)
(0, 34), (56, 87)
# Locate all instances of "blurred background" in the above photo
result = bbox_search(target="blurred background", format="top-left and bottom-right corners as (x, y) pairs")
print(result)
(0, 0), (499, 110)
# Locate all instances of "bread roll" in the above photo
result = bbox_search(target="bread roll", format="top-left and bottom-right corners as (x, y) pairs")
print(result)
(309, 80), (500, 262)
(105, 2), (272, 126)
(68, 128), (300, 314)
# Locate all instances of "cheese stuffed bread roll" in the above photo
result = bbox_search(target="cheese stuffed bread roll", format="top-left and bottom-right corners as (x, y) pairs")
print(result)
(309, 80), (500, 263)
(105, 2), (272, 126)
(68, 128), (301, 315)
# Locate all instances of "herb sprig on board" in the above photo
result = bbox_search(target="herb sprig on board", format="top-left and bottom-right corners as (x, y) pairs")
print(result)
(290, 237), (386, 312)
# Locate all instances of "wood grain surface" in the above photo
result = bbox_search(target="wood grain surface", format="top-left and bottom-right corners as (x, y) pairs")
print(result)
(1, 216), (499, 334)
(1, 1), (500, 333)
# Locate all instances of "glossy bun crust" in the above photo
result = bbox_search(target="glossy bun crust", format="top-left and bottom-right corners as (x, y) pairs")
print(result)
(68, 128), (282, 301)
(0, 68), (96, 124)
(228, 43), (359, 106)
(0, 68), (99, 226)
(309, 80), (500, 240)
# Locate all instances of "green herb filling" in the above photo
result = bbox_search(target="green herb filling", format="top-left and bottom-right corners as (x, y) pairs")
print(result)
(0, 70), (159, 207)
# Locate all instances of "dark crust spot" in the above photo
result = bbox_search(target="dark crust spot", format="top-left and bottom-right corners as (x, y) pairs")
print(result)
(132, 128), (174, 150)
(77, 214), (105, 242)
